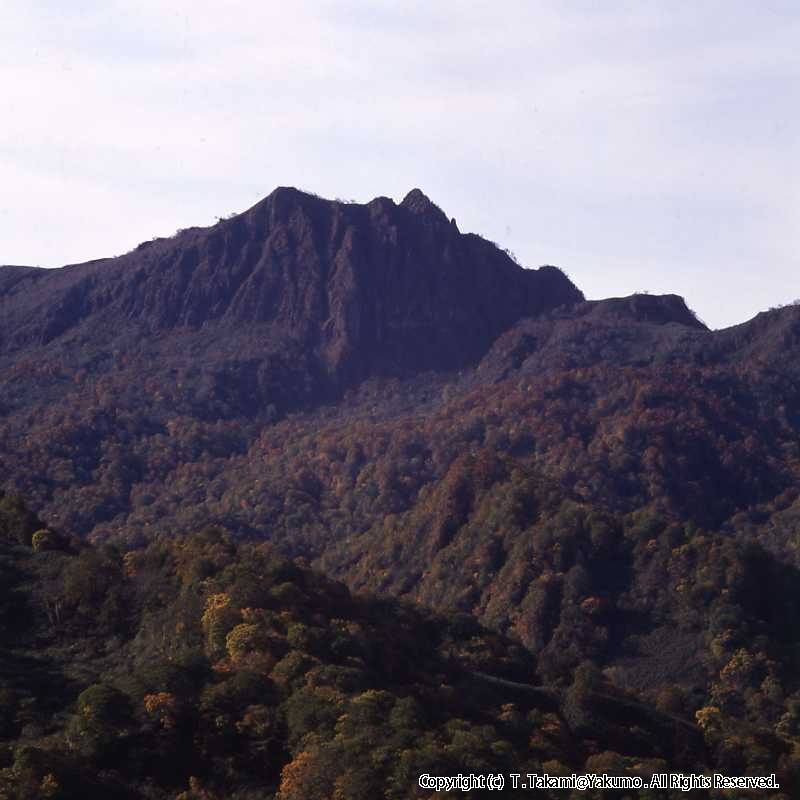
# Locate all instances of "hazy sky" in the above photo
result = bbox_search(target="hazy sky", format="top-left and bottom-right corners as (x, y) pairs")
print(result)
(2, 1), (798, 329)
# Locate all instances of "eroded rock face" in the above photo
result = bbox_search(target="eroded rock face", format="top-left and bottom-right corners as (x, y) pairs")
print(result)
(0, 187), (583, 397)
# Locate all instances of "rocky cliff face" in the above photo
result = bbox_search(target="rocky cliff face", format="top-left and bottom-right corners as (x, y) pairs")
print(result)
(0, 188), (583, 400)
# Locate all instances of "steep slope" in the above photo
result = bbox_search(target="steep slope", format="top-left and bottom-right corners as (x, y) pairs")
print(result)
(0, 188), (582, 412)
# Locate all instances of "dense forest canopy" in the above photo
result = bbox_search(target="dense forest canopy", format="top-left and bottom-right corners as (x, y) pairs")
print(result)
(2, 493), (798, 798)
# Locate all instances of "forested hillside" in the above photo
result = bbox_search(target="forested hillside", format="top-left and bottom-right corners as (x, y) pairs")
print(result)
(1, 493), (755, 799)
(2, 188), (800, 795)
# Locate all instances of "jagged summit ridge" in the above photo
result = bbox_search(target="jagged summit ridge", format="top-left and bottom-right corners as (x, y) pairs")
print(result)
(399, 188), (450, 223)
(0, 186), (583, 408)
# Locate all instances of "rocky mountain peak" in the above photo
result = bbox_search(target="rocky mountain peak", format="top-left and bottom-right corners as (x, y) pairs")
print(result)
(0, 187), (584, 413)
(400, 188), (449, 224)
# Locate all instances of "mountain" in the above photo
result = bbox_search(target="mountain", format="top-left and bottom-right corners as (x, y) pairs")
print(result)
(0, 187), (582, 412)
(4, 187), (800, 788)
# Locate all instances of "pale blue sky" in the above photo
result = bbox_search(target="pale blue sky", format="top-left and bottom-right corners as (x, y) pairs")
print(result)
(2, 1), (798, 328)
